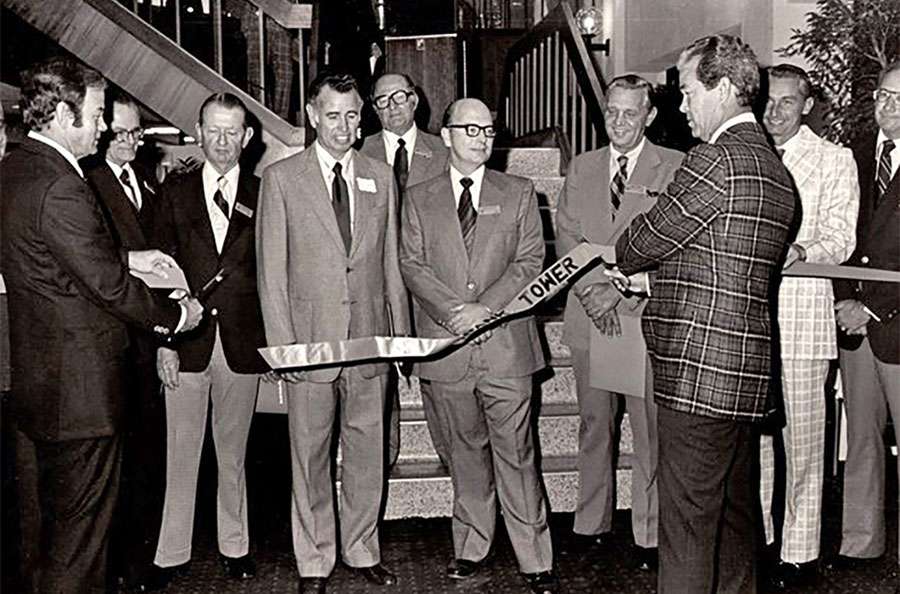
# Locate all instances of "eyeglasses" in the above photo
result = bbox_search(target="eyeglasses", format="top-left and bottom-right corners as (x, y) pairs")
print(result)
(112, 128), (145, 143)
(445, 124), (497, 138)
(873, 88), (900, 105)
(373, 89), (415, 110)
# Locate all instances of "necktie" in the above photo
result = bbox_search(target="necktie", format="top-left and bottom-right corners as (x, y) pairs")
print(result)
(776, 148), (785, 159)
(876, 139), (895, 205)
(458, 177), (476, 254)
(214, 176), (229, 219)
(393, 138), (409, 191)
(332, 162), (352, 253)
(119, 167), (139, 210)
(610, 154), (628, 219)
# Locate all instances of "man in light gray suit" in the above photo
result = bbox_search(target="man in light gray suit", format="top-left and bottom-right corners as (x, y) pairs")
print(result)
(256, 72), (409, 594)
(556, 75), (683, 571)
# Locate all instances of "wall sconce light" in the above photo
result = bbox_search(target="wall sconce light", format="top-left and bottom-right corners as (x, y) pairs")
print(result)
(574, 7), (610, 56)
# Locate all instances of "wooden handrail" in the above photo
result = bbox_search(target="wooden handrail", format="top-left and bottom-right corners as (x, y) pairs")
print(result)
(499, 2), (607, 156)
(247, 0), (311, 30)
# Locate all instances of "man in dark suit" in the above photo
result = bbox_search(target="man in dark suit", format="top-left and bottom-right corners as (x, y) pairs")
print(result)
(256, 73), (409, 594)
(556, 75), (682, 570)
(400, 98), (558, 594)
(0, 57), (202, 594)
(831, 60), (900, 580)
(360, 71), (450, 468)
(82, 88), (169, 591)
(613, 36), (796, 593)
(149, 93), (268, 588)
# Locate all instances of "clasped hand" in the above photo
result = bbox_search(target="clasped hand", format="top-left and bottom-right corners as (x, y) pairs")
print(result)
(577, 283), (622, 336)
(446, 302), (493, 344)
(835, 300), (871, 336)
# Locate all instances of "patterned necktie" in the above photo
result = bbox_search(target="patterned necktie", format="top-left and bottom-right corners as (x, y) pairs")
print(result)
(214, 175), (229, 219)
(458, 177), (476, 254)
(393, 138), (409, 191)
(119, 167), (139, 211)
(610, 154), (628, 219)
(876, 139), (895, 205)
(332, 162), (352, 253)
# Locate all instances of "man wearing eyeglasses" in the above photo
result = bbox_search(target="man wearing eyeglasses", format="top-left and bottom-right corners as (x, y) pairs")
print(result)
(831, 61), (900, 585)
(360, 72), (450, 470)
(399, 98), (558, 594)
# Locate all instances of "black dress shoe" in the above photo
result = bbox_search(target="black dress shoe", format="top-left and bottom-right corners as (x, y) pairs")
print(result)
(219, 553), (256, 579)
(770, 560), (818, 589)
(634, 546), (658, 572)
(823, 554), (878, 573)
(447, 558), (484, 580)
(298, 576), (327, 594)
(352, 563), (397, 586)
(523, 570), (560, 594)
(130, 562), (190, 592)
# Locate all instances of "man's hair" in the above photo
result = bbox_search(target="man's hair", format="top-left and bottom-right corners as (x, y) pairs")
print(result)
(768, 64), (813, 100)
(374, 73), (415, 96)
(679, 35), (760, 107)
(441, 101), (457, 128)
(607, 74), (654, 108)
(198, 92), (248, 127)
(307, 72), (360, 104)
(878, 60), (900, 86)
(21, 57), (106, 131)
(104, 86), (140, 126)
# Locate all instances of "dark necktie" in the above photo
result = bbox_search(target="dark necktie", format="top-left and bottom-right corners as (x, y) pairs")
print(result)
(876, 139), (895, 205)
(119, 167), (139, 210)
(776, 148), (785, 159)
(458, 177), (476, 254)
(393, 138), (409, 191)
(213, 176), (229, 219)
(610, 154), (628, 220)
(332, 162), (352, 253)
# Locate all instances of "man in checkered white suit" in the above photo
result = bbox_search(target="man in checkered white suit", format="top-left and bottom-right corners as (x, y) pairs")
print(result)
(759, 64), (859, 589)
(613, 36), (796, 593)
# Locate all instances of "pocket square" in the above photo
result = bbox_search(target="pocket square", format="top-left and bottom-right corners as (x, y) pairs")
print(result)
(357, 177), (377, 193)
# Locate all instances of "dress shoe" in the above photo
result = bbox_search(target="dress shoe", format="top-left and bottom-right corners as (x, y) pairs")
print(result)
(634, 546), (658, 572)
(823, 553), (878, 573)
(352, 562), (397, 586)
(575, 531), (612, 548)
(769, 560), (818, 590)
(130, 562), (190, 592)
(524, 570), (560, 594)
(298, 576), (327, 594)
(219, 553), (256, 580)
(447, 558), (484, 580)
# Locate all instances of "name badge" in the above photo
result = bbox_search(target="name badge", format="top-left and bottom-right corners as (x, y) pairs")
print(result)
(234, 202), (254, 218)
(357, 178), (377, 193)
(478, 205), (501, 215)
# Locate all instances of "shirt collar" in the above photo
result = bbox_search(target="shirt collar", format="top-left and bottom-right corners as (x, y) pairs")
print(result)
(709, 111), (757, 143)
(610, 137), (646, 164)
(776, 126), (804, 155)
(383, 126), (417, 154)
(28, 130), (84, 178)
(105, 158), (131, 179)
(202, 161), (240, 201)
(450, 163), (485, 189)
(315, 141), (353, 175)
(877, 129), (898, 152)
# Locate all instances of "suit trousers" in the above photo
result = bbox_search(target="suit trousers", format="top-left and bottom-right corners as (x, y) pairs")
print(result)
(154, 332), (259, 566)
(759, 359), (829, 563)
(430, 347), (553, 574)
(657, 406), (758, 594)
(33, 434), (122, 594)
(838, 338), (900, 562)
(389, 375), (450, 468)
(571, 348), (658, 547)
(287, 368), (387, 577)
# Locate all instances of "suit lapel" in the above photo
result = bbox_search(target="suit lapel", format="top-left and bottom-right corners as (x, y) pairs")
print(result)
(297, 147), (347, 254)
(430, 175), (469, 266)
(221, 172), (256, 253)
(183, 172), (219, 254)
(584, 148), (612, 242)
(866, 173), (900, 239)
(96, 163), (146, 244)
(608, 144), (659, 240)
(349, 152), (375, 258)
(469, 171), (503, 270)
(409, 133), (434, 186)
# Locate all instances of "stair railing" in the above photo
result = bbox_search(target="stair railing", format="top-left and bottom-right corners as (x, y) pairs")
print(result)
(499, 1), (607, 156)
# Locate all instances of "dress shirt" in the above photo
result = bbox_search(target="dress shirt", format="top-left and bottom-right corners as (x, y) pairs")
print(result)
(28, 130), (84, 178)
(876, 130), (899, 180)
(202, 161), (240, 253)
(709, 111), (758, 144)
(609, 137), (646, 185)
(449, 164), (485, 211)
(106, 159), (143, 210)
(381, 126), (418, 167)
(314, 141), (356, 226)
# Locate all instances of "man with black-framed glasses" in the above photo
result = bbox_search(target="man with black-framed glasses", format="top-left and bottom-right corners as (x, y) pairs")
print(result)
(399, 98), (559, 594)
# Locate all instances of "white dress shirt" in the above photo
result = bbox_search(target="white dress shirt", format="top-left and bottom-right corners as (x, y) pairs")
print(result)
(876, 129), (900, 181)
(710, 111), (758, 143)
(314, 141), (356, 226)
(106, 159), (143, 210)
(28, 130), (84, 178)
(449, 164), (486, 211)
(381, 126), (418, 168)
(609, 137), (646, 185)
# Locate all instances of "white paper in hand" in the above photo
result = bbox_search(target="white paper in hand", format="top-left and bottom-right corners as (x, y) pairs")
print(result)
(130, 263), (190, 292)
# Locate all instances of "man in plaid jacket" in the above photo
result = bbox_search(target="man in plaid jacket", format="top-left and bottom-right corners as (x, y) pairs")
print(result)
(613, 36), (796, 594)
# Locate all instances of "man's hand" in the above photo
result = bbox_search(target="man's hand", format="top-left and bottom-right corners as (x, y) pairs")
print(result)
(280, 371), (307, 383)
(835, 300), (872, 334)
(783, 243), (806, 269)
(603, 267), (632, 295)
(577, 283), (622, 322)
(260, 371), (280, 383)
(157, 347), (180, 389)
(595, 309), (622, 337)
(446, 303), (492, 336)
(128, 249), (177, 279)
(178, 297), (204, 332)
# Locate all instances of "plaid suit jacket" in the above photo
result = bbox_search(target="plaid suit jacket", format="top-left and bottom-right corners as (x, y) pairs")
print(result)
(615, 122), (795, 421)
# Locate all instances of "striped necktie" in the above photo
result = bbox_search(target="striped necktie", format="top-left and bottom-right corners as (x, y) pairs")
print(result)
(876, 139), (895, 206)
(213, 176), (229, 219)
(610, 154), (628, 220)
(458, 177), (476, 254)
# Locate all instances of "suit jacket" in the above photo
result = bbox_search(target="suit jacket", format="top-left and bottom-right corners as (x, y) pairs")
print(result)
(556, 141), (683, 353)
(0, 137), (181, 441)
(256, 146), (410, 382)
(834, 132), (900, 363)
(153, 168), (268, 374)
(777, 125), (859, 360)
(615, 122), (796, 422)
(359, 128), (449, 190)
(400, 169), (546, 382)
